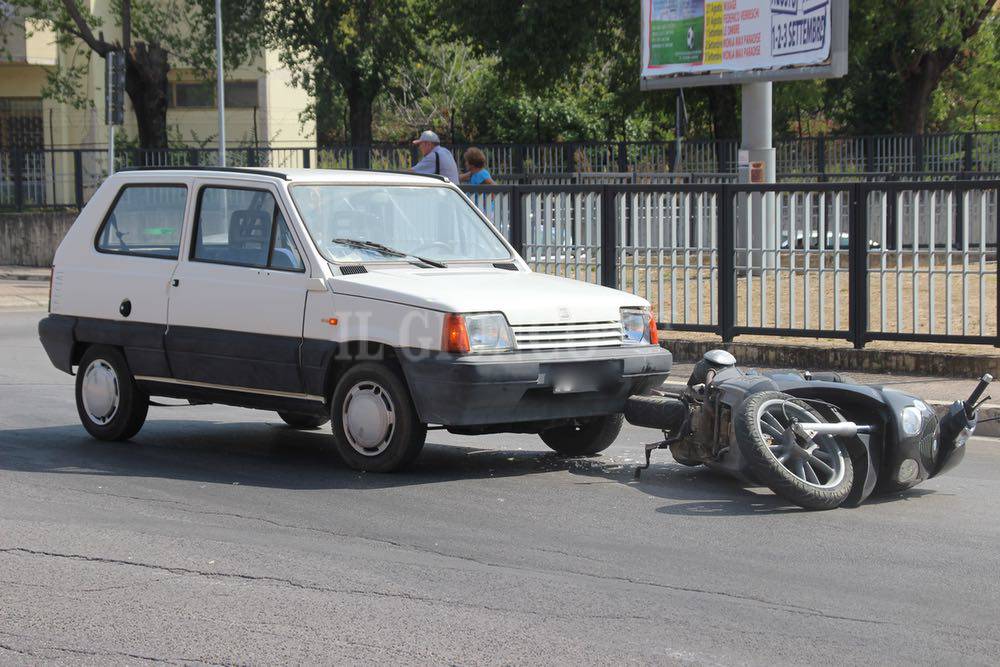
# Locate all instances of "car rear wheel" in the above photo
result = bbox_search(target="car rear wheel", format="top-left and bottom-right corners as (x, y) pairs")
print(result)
(277, 412), (330, 430)
(734, 391), (853, 510)
(540, 414), (623, 456)
(329, 362), (426, 472)
(75, 345), (149, 441)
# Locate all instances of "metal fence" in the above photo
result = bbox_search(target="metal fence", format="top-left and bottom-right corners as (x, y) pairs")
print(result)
(465, 181), (1000, 348)
(3, 132), (1000, 210)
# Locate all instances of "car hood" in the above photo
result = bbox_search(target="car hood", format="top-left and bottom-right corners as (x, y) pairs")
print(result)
(327, 267), (648, 325)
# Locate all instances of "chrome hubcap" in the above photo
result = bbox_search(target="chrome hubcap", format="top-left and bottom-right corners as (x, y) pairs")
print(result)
(81, 359), (120, 426)
(756, 398), (846, 489)
(342, 381), (395, 456)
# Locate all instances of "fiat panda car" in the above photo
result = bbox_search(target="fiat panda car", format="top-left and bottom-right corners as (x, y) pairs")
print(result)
(39, 167), (671, 471)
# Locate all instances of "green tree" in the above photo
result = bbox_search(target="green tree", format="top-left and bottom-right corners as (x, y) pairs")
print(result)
(930, 12), (1000, 131)
(3, 0), (265, 149)
(831, 0), (997, 134)
(267, 0), (425, 146)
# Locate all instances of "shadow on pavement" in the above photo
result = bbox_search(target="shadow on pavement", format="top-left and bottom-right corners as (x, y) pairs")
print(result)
(0, 419), (934, 513)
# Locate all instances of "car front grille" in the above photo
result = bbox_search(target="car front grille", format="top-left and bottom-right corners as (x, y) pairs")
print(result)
(511, 320), (624, 351)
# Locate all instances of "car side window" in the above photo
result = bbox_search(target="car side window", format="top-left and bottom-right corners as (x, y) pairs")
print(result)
(270, 216), (304, 270)
(96, 185), (187, 258)
(193, 186), (303, 271)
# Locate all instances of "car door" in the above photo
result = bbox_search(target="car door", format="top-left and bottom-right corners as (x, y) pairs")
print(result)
(164, 180), (313, 396)
(60, 181), (190, 379)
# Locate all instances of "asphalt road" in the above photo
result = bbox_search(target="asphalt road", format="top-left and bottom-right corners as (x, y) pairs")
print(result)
(2, 311), (1000, 665)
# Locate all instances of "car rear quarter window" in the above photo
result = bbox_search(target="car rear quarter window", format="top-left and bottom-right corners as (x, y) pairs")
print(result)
(96, 185), (188, 259)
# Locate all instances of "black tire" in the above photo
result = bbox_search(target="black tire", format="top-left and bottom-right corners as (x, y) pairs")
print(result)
(277, 412), (330, 430)
(734, 391), (853, 510)
(329, 362), (426, 472)
(75, 345), (148, 441)
(540, 414), (623, 456)
(625, 394), (688, 431)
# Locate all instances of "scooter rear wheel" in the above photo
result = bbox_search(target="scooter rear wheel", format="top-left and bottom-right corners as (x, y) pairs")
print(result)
(734, 391), (853, 510)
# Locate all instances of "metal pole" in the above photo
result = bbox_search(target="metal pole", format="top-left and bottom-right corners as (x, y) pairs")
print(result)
(108, 125), (115, 175)
(741, 82), (775, 272)
(215, 0), (226, 166)
(107, 54), (115, 174)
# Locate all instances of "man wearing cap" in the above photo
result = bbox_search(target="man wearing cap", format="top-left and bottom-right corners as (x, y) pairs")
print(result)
(410, 130), (460, 184)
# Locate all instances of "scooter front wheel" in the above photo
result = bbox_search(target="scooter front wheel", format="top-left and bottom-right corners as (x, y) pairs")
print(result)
(734, 391), (853, 510)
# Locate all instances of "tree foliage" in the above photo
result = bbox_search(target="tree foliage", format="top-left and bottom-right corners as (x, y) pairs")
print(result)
(266, 0), (426, 145)
(3, 0), (265, 148)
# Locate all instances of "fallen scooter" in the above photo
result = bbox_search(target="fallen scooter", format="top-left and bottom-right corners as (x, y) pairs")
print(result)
(626, 350), (991, 509)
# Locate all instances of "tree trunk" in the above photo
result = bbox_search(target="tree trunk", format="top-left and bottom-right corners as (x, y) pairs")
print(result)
(706, 86), (739, 172)
(314, 82), (341, 146)
(124, 42), (170, 153)
(897, 53), (950, 135)
(346, 87), (374, 169)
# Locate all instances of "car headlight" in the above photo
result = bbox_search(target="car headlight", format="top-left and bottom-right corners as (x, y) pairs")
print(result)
(442, 312), (514, 353)
(901, 405), (925, 436)
(621, 307), (654, 345)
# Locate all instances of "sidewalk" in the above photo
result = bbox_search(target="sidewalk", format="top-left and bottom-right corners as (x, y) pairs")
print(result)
(0, 267), (48, 310)
(0, 266), (50, 282)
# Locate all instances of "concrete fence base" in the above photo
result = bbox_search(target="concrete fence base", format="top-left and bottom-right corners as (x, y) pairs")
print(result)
(0, 211), (76, 267)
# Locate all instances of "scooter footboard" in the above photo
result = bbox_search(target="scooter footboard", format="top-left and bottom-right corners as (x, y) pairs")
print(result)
(625, 395), (688, 431)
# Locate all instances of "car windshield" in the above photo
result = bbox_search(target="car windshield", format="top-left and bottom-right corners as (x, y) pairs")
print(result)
(290, 184), (511, 263)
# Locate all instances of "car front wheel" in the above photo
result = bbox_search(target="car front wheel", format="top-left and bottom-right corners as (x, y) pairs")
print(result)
(75, 345), (149, 441)
(329, 362), (426, 472)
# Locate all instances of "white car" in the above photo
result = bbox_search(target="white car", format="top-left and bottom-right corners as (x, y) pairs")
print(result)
(39, 167), (671, 471)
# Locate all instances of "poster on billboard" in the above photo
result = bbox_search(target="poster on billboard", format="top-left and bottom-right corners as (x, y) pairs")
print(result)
(641, 0), (848, 89)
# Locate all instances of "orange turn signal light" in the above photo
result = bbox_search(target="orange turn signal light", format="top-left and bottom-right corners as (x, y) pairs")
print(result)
(324, 317), (339, 326)
(649, 312), (659, 345)
(442, 313), (470, 353)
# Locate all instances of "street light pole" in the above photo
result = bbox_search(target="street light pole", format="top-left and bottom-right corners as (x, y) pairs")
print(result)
(215, 0), (226, 166)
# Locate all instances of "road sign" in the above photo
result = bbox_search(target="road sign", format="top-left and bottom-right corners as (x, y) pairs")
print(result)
(105, 50), (125, 126)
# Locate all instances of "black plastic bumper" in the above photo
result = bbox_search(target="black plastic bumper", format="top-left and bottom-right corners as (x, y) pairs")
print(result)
(38, 314), (76, 374)
(398, 345), (672, 426)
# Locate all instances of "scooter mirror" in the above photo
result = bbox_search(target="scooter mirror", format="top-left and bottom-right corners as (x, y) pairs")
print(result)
(704, 349), (736, 367)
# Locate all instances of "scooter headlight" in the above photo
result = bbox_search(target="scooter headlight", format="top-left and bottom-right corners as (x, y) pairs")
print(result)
(901, 406), (924, 436)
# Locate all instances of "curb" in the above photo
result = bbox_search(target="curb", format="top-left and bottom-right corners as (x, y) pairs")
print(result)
(0, 271), (50, 282)
(661, 381), (1000, 438)
(663, 338), (1000, 379)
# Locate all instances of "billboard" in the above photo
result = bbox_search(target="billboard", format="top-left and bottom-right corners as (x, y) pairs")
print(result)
(641, 0), (848, 89)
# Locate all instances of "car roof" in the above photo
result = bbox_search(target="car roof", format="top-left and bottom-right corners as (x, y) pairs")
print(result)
(116, 166), (450, 186)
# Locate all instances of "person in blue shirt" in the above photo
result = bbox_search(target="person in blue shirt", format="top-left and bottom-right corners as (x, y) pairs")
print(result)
(410, 130), (460, 183)
(460, 147), (495, 185)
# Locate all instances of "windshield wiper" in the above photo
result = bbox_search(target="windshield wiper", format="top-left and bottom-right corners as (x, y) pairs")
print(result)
(330, 238), (447, 268)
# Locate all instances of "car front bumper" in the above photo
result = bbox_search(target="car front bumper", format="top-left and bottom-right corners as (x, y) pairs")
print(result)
(398, 345), (672, 426)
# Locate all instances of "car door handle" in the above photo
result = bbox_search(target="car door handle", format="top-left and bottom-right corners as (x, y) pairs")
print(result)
(171, 279), (180, 287)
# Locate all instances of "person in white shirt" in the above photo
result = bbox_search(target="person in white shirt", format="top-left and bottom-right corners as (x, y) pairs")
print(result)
(410, 130), (460, 184)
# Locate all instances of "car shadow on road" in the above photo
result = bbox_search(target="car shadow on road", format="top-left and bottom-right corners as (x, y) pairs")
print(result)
(0, 419), (783, 515)
(0, 419), (932, 514)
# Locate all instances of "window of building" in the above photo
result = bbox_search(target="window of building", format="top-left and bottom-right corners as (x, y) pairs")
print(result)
(0, 97), (44, 149)
(225, 81), (258, 108)
(96, 186), (188, 259)
(170, 80), (258, 108)
(172, 82), (214, 108)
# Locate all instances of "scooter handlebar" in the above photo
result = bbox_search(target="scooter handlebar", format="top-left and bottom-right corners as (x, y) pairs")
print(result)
(965, 374), (993, 418)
